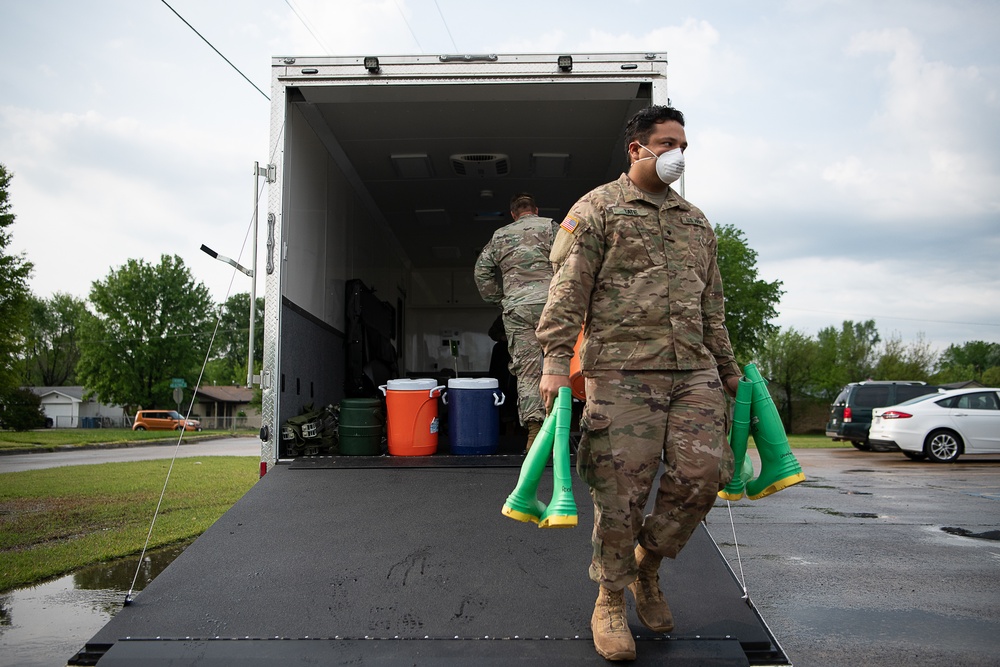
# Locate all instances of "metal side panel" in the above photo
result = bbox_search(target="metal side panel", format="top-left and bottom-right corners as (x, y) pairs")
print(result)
(260, 72), (287, 468)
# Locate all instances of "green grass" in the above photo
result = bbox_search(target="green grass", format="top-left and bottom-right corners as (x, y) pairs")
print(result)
(0, 457), (258, 593)
(0, 429), (254, 453)
(784, 434), (850, 449)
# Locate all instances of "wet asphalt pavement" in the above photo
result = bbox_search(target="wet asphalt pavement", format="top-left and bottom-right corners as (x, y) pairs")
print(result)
(2, 443), (998, 666)
(707, 448), (1000, 666)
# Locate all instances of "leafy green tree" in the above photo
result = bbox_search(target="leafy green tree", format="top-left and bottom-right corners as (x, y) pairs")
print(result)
(0, 163), (34, 396)
(76, 255), (213, 411)
(814, 320), (881, 401)
(0, 387), (45, 431)
(936, 341), (1000, 381)
(205, 292), (264, 385)
(23, 292), (87, 386)
(715, 224), (784, 364)
(756, 327), (819, 430)
(930, 363), (976, 386)
(982, 366), (1000, 387)
(873, 333), (936, 382)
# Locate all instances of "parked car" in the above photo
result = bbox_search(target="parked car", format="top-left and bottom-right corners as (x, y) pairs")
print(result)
(826, 381), (941, 450)
(869, 387), (1000, 462)
(132, 410), (202, 432)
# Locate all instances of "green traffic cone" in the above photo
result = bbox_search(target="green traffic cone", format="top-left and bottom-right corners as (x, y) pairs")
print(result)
(718, 376), (754, 501)
(743, 364), (806, 500)
(502, 409), (557, 523)
(539, 386), (578, 528)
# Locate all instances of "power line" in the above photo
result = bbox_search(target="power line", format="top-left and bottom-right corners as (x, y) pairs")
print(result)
(159, 0), (269, 101)
(284, 0), (330, 54)
(393, 0), (424, 52)
(434, 0), (459, 52)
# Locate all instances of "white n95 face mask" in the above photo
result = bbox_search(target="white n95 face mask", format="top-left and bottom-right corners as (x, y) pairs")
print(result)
(637, 144), (685, 185)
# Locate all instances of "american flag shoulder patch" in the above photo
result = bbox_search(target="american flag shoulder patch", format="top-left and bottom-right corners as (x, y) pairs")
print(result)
(560, 215), (580, 234)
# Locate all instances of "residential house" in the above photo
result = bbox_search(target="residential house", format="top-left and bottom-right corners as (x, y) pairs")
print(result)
(193, 385), (260, 429)
(28, 386), (128, 428)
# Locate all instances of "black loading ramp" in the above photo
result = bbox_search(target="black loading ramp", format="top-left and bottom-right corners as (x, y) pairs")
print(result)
(74, 458), (790, 666)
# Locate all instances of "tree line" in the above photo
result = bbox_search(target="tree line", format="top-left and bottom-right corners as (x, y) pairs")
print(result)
(756, 324), (1000, 431)
(20, 277), (263, 415)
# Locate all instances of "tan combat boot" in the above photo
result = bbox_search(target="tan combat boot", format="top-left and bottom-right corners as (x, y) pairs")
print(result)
(523, 421), (542, 454)
(591, 586), (636, 661)
(627, 544), (674, 633)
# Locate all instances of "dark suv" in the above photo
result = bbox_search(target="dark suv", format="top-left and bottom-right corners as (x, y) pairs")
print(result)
(826, 381), (940, 450)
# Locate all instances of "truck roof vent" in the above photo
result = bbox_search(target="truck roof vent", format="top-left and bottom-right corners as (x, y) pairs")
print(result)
(450, 154), (510, 178)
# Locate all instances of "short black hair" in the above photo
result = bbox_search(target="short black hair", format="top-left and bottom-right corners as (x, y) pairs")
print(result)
(623, 106), (685, 154)
(510, 192), (537, 215)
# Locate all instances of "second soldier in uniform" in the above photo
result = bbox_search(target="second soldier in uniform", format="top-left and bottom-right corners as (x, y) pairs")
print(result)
(474, 193), (559, 451)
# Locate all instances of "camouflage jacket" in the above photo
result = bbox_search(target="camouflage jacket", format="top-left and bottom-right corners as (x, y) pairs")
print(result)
(537, 173), (740, 380)
(474, 214), (559, 309)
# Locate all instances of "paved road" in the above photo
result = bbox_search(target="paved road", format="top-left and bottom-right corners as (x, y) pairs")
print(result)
(0, 437), (260, 473)
(709, 448), (1000, 666)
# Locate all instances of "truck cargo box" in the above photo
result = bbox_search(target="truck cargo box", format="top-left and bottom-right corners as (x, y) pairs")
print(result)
(259, 53), (668, 464)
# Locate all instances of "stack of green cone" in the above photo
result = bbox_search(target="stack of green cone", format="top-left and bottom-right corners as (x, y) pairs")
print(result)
(719, 364), (806, 501)
(718, 377), (754, 501)
(502, 386), (577, 528)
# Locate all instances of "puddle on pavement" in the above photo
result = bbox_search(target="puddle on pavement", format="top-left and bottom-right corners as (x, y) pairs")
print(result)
(941, 526), (1000, 541)
(0, 542), (188, 667)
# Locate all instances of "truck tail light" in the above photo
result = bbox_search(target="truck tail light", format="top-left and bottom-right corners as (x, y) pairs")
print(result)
(260, 461), (268, 477)
(881, 410), (913, 420)
(843, 407), (852, 422)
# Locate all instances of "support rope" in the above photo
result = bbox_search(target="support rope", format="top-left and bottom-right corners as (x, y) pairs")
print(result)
(724, 499), (750, 602)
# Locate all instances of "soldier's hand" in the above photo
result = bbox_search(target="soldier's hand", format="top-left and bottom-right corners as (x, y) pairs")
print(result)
(539, 374), (571, 413)
(724, 375), (740, 398)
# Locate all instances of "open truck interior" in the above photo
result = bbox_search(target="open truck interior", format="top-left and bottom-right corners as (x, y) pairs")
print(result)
(269, 55), (655, 452)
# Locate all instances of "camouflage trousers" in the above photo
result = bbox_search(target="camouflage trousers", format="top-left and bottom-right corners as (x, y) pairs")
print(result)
(502, 303), (546, 426)
(577, 368), (734, 590)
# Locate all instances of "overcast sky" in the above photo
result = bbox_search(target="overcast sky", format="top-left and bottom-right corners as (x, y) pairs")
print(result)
(1, 0), (998, 356)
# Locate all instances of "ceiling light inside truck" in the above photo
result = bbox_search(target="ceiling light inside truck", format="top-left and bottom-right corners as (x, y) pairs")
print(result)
(392, 154), (434, 178)
(530, 153), (570, 178)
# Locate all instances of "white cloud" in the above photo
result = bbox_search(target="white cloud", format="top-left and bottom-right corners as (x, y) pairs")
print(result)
(822, 27), (1000, 219)
(1, 104), (260, 300)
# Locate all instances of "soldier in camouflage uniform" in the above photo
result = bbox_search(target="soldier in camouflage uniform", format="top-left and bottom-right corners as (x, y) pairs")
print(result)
(474, 193), (559, 450)
(536, 107), (741, 661)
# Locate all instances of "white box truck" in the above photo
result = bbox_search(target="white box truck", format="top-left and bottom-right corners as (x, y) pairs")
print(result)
(71, 53), (791, 666)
